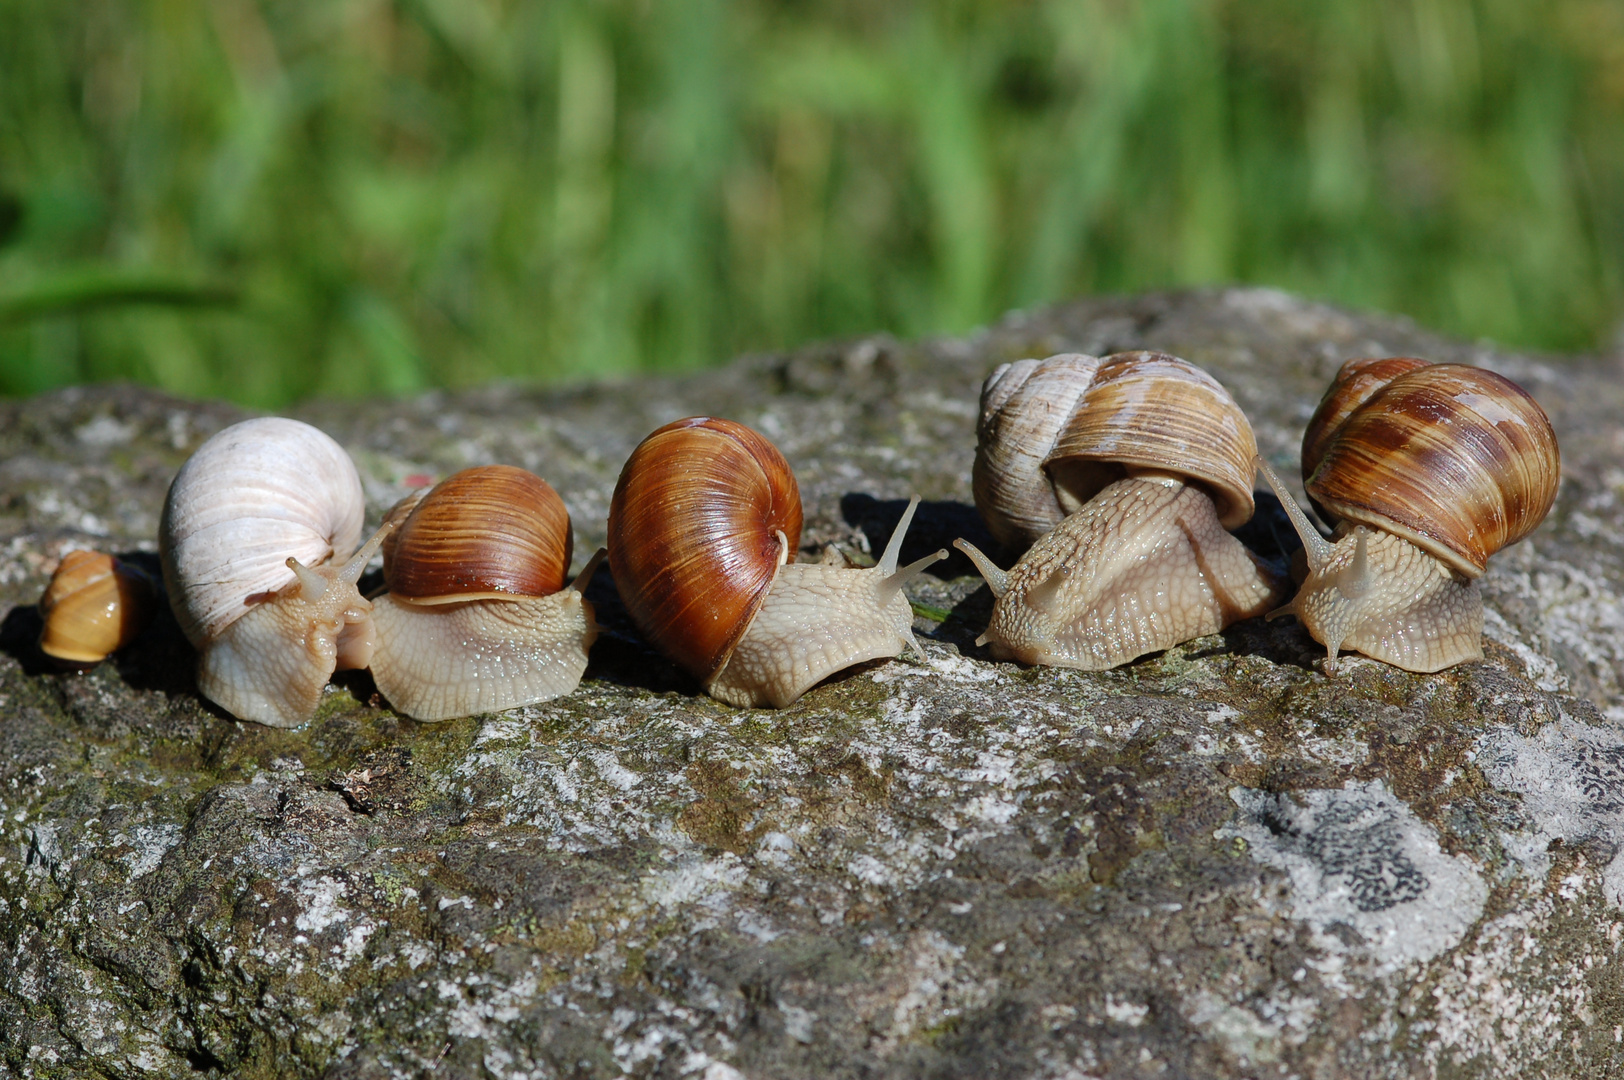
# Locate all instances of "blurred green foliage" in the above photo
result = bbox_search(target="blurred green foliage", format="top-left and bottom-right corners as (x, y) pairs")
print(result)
(1, 0), (1620, 405)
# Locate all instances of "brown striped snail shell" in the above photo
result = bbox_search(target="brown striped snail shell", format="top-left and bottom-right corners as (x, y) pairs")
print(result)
(1257, 358), (1560, 672)
(368, 465), (601, 721)
(37, 550), (156, 666)
(607, 416), (945, 708)
(159, 417), (394, 727)
(956, 351), (1286, 670)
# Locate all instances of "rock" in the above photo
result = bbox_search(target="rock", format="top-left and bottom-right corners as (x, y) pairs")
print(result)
(1, 286), (1622, 1078)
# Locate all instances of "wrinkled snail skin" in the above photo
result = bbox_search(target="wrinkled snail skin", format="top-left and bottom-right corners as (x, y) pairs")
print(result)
(957, 352), (1287, 670)
(607, 416), (946, 709)
(707, 497), (944, 708)
(37, 550), (157, 665)
(159, 416), (391, 727)
(366, 465), (601, 722)
(194, 536), (389, 726)
(1257, 357), (1560, 672)
(957, 473), (1282, 669)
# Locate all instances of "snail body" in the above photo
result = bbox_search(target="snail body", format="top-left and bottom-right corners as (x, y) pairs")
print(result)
(37, 550), (156, 665)
(607, 417), (945, 708)
(160, 417), (391, 727)
(367, 466), (601, 721)
(1257, 358), (1560, 672)
(955, 352), (1285, 669)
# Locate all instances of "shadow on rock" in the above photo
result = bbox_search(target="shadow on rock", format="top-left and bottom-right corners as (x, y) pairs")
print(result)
(838, 494), (993, 579)
(581, 559), (698, 695)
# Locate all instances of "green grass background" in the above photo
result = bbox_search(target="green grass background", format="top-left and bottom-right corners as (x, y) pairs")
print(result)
(1, 0), (1620, 406)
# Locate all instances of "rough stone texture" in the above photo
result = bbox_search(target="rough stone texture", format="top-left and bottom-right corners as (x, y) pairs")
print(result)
(1, 287), (1622, 1079)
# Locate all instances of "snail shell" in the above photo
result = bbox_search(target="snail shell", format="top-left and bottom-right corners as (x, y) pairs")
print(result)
(37, 551), (156, 665)
(159, 417), (392, 726)
(1259, 357), (1561, 672)
(607, 417), (944, 707)
(1302, 360), (1559, 578)
(973, 352), (1258, 551)
(957, 352), (1284, 670)
(972, 354), (1102, 549)
(368, 466), (600, 721)
(608, 417), (802, 685)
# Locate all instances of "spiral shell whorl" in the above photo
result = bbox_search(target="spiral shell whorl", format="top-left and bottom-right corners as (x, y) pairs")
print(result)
(383, 465), (573, 603)
(1304, 363), (1560, 577)
(607, 417), (802, 683)
(1300, 357), (1432, 482)
(972, 354), (1102, 549)
(38, 551), (156, 664)
(1044, 352), (1259, 529)
(160, 417), (364, 649)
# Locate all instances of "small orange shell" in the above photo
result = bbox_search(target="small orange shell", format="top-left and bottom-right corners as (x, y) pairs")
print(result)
(38, 551), (156, 664)
(1303, 362), (1560, 577)
(606, 417), (802, 684)
(1043, 352), (1259, 529)
(383, 466), (574, 604)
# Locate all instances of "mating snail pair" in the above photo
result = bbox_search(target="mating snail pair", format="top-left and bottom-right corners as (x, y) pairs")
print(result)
(957, 350), (1560, 674)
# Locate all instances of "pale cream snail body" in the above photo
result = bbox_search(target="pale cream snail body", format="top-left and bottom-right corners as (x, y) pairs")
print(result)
(606, 416), (946, 708)
(159, 417), (392, 727)
(955, 351), (1287, 670)
(367, 465), (602, 721)
(1256, 357), (1560, 672)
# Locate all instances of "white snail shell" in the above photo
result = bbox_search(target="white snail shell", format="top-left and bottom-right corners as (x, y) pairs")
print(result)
(159, 417), (391, 727)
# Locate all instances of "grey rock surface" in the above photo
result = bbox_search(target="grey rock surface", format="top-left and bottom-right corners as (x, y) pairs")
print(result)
(1, 287), (1622, 1079)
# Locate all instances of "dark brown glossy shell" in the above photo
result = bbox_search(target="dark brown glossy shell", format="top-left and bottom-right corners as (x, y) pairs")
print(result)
(1043, 352), (1259, 529)
(607, 417), (802, 683)
(1304, 362), (1560, 577)
(38, 550), (156, 664)
(384, 466), (573, 603)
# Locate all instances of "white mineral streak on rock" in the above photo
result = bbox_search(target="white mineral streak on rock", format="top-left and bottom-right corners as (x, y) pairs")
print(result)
(1219, 780), (1488, 976)
(294, 875), (351, 934)
(113, 823), (181, 878)
(1180, 992), (1283, 1064)
(640, 851), (748, 914)
(856, 929), (991, 1055)
(1476, 714), (1624, 904)
(1423, 898), (1601, 1074)
(441, 969), (542, 1044)
(74, 415), (136, 447)
(1485, 554), (1624, 711)
(1481, 606), (1568, 692)
(872, 650), (1002, 684)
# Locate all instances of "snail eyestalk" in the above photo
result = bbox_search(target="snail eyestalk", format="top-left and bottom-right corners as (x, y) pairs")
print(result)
(952, 539), (1008, 598)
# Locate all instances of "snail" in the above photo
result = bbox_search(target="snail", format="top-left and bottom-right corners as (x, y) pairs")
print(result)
(1255, 357), (1560, 672)
(606, 416), (946, 708)
(37, 550), (156, 666)
(954, 351), (1286, 669)
(159, 417), (392, 727)
(366, 465), (603, 721)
